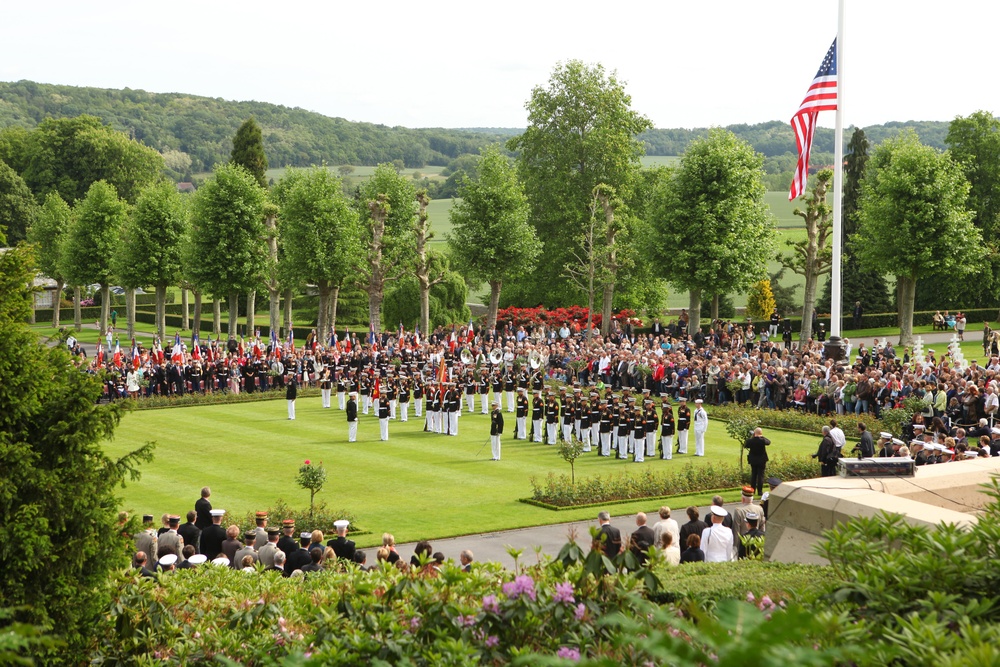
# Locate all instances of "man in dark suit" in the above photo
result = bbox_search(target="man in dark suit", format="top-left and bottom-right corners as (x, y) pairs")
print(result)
(276, 519), (298, 557)
(679, 506), (708, 548)
(630, 512), (656, 566)
(285, 533), (313, 575)
(651, 317), (664, 337)
(702, 496), (734, 529)
(200, 509), (228, 560)
(327, 520), (356, 561)
(265, 551), (287, 576)
(743, 427), (772, 497)
(194, 487), (213, 529)
(596, 511), (622, 559)
(178, 510), (201, 554)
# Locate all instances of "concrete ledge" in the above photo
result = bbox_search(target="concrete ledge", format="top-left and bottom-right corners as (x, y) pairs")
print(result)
(765, 457), (1000, 564)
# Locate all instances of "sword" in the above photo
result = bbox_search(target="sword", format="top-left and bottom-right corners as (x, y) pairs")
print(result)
(475, 437), (491, 458)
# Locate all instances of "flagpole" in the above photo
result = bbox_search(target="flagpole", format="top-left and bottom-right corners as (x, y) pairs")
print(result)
(830, 0), (845, 339)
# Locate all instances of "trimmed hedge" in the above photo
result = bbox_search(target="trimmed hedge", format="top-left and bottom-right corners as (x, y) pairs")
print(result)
(708, 404), (887, 438)
(528, 453), (818, 507)
(127, 385), (319, 410)
(31, 306), (103, 322)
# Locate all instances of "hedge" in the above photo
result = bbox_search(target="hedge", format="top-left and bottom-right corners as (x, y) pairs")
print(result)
(707, 404), (887, 438)
(126, 385), (319, 410)
(31, 306), (103, 323)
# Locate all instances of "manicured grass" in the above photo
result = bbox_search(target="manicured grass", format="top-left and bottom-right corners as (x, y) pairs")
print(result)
(103, 400), (819, 546)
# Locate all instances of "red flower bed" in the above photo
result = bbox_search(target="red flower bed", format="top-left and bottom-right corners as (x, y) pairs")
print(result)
(494, 306), (642, 329)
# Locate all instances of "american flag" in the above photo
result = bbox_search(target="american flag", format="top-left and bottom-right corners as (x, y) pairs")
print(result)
(789, 39), (838, 201)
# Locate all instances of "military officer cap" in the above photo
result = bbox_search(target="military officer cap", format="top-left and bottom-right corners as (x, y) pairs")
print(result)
(745, 512), (760, 521)
(255, 511), (268, 520)
(210, 509), (226, 517)
(159, 554), (178, 566)
(167, 515), (180, 525)
(244, 531), (257, 541)
(188, 554), (207, 565)
(678, 396), (687, 402)
(266, 527), (281, 536)
(142, 514), (154, 522)
(300, 532), (313, 540)
(766, 477), (782, 487)
(282, 519), (296, 527)
(334, 519), (350, 529)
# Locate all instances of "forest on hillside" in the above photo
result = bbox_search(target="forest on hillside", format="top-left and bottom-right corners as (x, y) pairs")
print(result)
(0, 80), (952, 185)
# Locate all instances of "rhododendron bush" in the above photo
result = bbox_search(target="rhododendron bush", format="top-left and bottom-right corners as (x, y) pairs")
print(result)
(493, 306), (642, 329)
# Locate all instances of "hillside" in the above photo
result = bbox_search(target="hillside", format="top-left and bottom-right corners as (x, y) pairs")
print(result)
(0, 80), (953, 178)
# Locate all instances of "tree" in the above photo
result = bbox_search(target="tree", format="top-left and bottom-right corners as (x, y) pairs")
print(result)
(413, 191), (447, 334)
(114, 180), (186, 340)
(768, 269), (798, 318)
(295, 459), (327, 518)
(648, 129), (775, 334)
(448, 145), (539, 329)
(508, 60), (651, 306)
(353, 164), (417, 332)
(0, 158), (38, 244)
(26, 193), (71, 327)
(781, 169), (833, 342)
(230, 118), (269, 188)
(383, 267), (470, 331)
(855, 132), (980, 345)
(187, 164), (268, 338)
(726, 412), (760, 473)
(818, 128), (891, 316)
(60, 181), (129, 333)
(0, 244), (153, 659)
(563, 186), (618, 342)
(278, 167), (361, 338)
(745, 279), (776, 322)
(9, 115), (162, 204)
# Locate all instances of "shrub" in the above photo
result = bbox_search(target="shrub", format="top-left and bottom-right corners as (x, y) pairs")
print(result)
(237, 499), (358, 535)
(708, 403), (888, 438)
(528, 453), (818, 507)
(129, 386), (321, 410)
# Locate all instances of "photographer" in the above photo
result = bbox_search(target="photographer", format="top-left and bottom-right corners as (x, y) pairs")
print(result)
(853, 422), (875, 458)
(812, 425), (840, 476)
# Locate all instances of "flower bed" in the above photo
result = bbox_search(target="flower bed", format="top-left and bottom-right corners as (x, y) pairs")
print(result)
(494, 306), (642, 329)
(527, 454), (818, 508)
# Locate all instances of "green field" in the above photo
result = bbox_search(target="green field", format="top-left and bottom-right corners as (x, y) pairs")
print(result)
(104, 401), (817, 546)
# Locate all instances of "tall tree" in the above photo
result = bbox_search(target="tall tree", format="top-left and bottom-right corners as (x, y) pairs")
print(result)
(413, 190), (446, 335)
(0, 244), (153, 661)
(855, 132), (980, 344)
(648, 129), (775, 334)
(0, 158), (38, 244)
(818, 128), (891, 316)
(187, 164), (267, 338)
(60, 181), (129, 334)
(26, 193), (71, 327)
(508, 60), (651, 306)
(114, 180), (186, 340)
(781, 169), (833, 342)
(278, 167), (360, 338)
(231, 118), (269, 188)
(448, 145), (539, 329)
(262, 201), (281, 336)
(353, 164), (417, 332)
(6, 115), (162, 205)
(562, 185), (617, 342)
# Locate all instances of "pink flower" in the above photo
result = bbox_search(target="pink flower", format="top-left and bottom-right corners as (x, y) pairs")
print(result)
(556, 646), (581, 661)
(502, 575), (537, 601)
(746, 592), (756, 603)
(482, 594), (500, 613)
(485, 635), (499, 648)
(304, 459), (311, 465)
(574, 603), (586, 620)
(553, 581), (575, 605)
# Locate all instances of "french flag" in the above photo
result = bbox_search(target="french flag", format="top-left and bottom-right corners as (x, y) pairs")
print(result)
(344, 328), (352, 353)
(97, 342), (105, 366)
(192, 333), (201, 361)
(238, 337), (245, 358)
(113, 340), (122, 368)
(131, 339), (141, 369)
(414, 324), (420, 347)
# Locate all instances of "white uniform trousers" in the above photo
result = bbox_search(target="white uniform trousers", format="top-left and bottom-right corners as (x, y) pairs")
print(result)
(694, 429), (706, 456)
(362, 395), (370, 414)
(373, 398), (380, 416)
(379, 417), (389, 441)
(574, 420), (582, 441)
(400, 402), (409, 421)
(467, 394), (475, 413)
(506, 391), (515, 412)
(287, 399), (296, 420)
(389, 399), (397, 419)
(491, 435), (501, 460)
(321, 388), (331, 408)
(348, 421), (357, 442)
(533, 419), (543, 442)
(634, 441), (644, 462)
(581, 427), (592, 452)
(646, 432), (656, 457)
(415, 398), (422, 417)
(617, 434), (629, 459)
(516, 417), (526, 439)
(601, 431), (611, 456)
(677, 429), (689, 454)
(449, 411), (459, 436)
(661, 434), (674, 460)
(562, 423), (573, 443)
(428, 411), (437, 433)
(547, 422), (558, 445)
(481, 394), (489, 414)
(337, 391), (345, 410)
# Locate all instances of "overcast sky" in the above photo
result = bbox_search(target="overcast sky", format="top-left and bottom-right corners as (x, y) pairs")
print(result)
(2, 1), (994, 130)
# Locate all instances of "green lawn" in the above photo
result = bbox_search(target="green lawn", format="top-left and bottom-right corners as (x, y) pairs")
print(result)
(103, 401), (818, 546)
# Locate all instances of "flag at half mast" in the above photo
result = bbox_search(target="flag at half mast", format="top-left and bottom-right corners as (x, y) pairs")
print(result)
(789, 39), (838, 201)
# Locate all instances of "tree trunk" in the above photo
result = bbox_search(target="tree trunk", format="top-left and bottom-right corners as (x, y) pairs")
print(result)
(245, 290), (256, 338)
(365, 196), (389, 335)
(598, 192), (617, 337)
(688, 289), (702, 336)
(269, 288), (280, 338)
(419, 280), (430, 336)
(52, 280), (63, 328)
(29, 290), (35, 324)
(487, 280), (502, 330)
(601, 282), (615, 339)
(330, 284), (340, 336)
(100, 284), (110, 334)
(897, 277), (916, 346)
(228, 291), (239, 339)
(317, 281), (330, 341)
(181, 288), (189, 331)
(801, 268), (818, 345)
(73, 286), (81, 331)
(155, 284), (166, 341)
(125, 287), (136, 339)
(193, 290), (203, 336)
(711, 294), (720, 322)
(213, 299), (222, 337)
(283, 289), (293, 335)
(368, 288), (383, 335)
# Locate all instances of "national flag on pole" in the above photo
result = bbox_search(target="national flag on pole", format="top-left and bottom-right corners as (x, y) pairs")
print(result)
(414, 324), (420, 347)
(97, 342), (105, 366)
(192, 333), (201, 361)
(372, 377), (381, 400)
(466, 318), (475, 343)
(437, 357), (447, 386)
(238, 336), (245, 358)
(789, 39), (838, 201)
(174, 331), (182, 351)
(132, 340), (141, 369)
(344, 328), (352, 353)
(206, 335), (214, 362)
(329, 328), (337, 348)
(113, 340), (122, 368)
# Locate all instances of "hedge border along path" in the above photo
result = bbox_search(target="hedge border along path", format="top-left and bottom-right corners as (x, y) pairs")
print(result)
(519, 487), (742, 512)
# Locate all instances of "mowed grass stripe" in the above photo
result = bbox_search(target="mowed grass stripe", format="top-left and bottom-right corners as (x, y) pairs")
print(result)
(105, 398), (819, 544)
